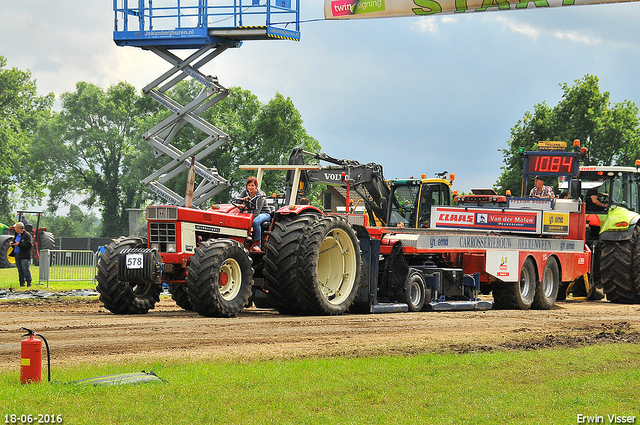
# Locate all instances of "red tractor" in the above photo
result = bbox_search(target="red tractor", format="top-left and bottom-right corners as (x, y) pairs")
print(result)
(96, 168), (363, 317)
(96, 144), (370, 316)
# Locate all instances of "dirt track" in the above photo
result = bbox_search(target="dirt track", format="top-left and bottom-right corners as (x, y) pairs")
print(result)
(1, 296), (640, 370)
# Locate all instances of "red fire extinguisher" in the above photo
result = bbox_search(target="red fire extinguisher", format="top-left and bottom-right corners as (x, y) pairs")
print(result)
(20, 328), (50, 384)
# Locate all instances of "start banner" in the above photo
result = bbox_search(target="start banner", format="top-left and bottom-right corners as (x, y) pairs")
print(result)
(324, 0), (638, 19)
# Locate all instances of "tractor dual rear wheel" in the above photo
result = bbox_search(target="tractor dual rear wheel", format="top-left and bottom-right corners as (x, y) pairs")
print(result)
(264, 214), (361, 316)
(299, 216), (362, 315)
(186, 239), (253, 318)
(601, 226), (640, 304)
(96, 237), (162, 314)
(263, 214), (321, 315)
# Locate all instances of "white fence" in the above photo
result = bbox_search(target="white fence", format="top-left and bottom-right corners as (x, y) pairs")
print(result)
(38, 249), (97, 287)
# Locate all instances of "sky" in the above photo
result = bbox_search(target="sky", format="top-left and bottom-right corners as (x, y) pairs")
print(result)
(2, 0), (640, 202)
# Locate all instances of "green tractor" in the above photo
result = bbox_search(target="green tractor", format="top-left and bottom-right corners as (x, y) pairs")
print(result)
(559, 164), (640, 303)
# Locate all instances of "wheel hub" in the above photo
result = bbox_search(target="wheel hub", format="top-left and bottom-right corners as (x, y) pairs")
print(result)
(317, 229), (357, 306)
(219, 272), (229, 287)
(218, 258), (242, 301)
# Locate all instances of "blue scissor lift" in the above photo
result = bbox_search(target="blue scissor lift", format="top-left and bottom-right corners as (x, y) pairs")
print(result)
(113, 1), (301, 206)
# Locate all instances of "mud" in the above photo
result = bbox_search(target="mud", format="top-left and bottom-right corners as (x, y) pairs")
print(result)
(1, 296), (639, 370)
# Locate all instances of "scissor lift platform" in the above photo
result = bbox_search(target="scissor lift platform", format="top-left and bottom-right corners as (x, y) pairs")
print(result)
(113, 1), (301, 48)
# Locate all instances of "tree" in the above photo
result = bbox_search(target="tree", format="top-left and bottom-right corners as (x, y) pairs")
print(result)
(41, 205), (100, 238)
(31, 81), (157, 237)
(0, 55), (54, 222)
(496, 75), (640, 196)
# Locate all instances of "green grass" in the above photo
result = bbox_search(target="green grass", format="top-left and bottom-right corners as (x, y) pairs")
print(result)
(2, 344), (639, 424)
(0, 267), (96, 291)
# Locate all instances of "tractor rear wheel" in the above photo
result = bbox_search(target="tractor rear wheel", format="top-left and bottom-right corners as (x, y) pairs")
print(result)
(96, 237), (161, 314)
(263, 214), (320, 315)
(0, 236), (16, 268)
(186, 239), (253, 318)
(298, 216), (361, 315)
(601, 226), (640, 304)
(634, 229), (640, 301)
(168, 283), (192, 311)
(532, 257), (559, 310)
(492, 257), (536, 310)
(32, 231), (55, 266)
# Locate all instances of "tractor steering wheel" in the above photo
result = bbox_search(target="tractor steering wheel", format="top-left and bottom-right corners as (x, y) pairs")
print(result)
(231, 198), (253, 213)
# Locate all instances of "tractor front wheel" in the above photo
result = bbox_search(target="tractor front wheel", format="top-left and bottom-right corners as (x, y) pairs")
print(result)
(168, 283), (193, 311)
(96, 237), (161, 314)
(186, 239), (253, 318)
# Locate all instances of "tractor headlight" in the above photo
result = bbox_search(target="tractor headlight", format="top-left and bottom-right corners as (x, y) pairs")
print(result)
(150, 243), (160, 251)
(166, 243), (177, 253)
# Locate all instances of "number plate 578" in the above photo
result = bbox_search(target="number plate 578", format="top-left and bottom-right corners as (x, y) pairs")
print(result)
(126, 253), (144, 269)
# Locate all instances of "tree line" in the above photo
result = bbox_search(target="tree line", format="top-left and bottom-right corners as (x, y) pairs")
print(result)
(0, 56), (320, 237)
(2, 55), (639, 237)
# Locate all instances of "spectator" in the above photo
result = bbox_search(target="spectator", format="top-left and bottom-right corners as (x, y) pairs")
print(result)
(10, 222), (33, 287)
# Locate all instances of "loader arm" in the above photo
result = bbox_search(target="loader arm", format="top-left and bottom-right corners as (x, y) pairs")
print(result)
(286, 148), (390, 225)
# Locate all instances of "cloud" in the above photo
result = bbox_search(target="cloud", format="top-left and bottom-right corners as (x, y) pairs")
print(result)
(411, 14), (459, 34)
(441, 16), (458, 24)
(553, 30), (601, 46)
(494, 15), (539, 39)
(413, 17), (440, 34)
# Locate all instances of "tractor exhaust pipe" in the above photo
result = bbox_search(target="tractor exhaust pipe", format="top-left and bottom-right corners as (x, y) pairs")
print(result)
(185, 156), (196, 209)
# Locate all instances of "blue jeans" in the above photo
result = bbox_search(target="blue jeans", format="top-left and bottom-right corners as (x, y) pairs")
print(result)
(252, 213), (271, 247)
(16, 258), (32, 284)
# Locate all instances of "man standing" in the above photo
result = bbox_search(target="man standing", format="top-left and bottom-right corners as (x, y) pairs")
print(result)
(10, 222), (33, 287)
(529, 176), (555, 198)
